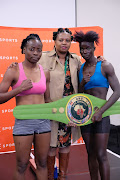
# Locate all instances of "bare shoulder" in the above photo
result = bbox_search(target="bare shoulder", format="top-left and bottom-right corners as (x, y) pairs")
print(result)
(102, 61), (113, 68)
(0, 64), (19, 87)
(101, 61), (115, 74)
(5, 64), (19, 77)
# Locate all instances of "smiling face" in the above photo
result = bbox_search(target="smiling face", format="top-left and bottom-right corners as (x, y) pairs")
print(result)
(55, 32), (71, 54)
(23, 39), (42, 63)
(80, 41), (95, 61)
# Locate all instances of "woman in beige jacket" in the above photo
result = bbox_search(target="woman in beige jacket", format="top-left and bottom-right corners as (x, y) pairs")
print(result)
(39, 28), (82, 180)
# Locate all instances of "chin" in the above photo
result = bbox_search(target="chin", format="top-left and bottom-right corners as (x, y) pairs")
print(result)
(83, 56), (89, 61)
(61, 50), (68, 54)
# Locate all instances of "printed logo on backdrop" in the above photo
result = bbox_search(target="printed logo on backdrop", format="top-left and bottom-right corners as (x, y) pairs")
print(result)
(0, 126), (14, 133)
(0, 56), (18, 60)
(0, 143), (15, 150)
(42, 39), (54, 43)
(1, 109), (13, 113)
(0, 38), (18, 42)
(2, 126), (14, 132)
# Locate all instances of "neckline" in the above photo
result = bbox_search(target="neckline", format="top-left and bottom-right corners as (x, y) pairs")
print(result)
(85, 60), (97, 67)
(20, 62), (41, 84)
(82, 61), (99, 79)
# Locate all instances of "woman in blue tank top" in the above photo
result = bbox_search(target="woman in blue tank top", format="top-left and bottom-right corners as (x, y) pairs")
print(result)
(74, 31), (120, 180)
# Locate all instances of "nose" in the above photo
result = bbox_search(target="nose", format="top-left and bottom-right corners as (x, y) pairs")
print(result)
(62, 40), (67, 44)
(83, 49), (87, 53)
(33, 50), (38, 55)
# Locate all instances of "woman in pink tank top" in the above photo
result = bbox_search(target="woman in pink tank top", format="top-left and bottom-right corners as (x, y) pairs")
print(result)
(0, 34), (51, 180)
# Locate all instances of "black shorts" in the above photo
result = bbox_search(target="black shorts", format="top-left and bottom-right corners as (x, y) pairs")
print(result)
(81, 116), (110, 134)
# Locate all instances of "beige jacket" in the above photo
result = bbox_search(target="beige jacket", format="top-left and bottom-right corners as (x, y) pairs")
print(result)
(39, 48), (82, 147)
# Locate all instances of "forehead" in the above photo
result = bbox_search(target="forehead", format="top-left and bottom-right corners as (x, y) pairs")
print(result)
(26, 39), (42, 47)
(80, 41), (93, 48)
(56, 32), (71, 40)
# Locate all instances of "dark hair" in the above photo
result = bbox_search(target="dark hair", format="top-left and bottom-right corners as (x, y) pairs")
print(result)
(21, 34), (42, 54)
(73, 31), (99, 45)
(53, 28), (73, 41)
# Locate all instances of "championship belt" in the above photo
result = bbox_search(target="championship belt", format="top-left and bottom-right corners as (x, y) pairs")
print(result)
(13, 93), (120, 126)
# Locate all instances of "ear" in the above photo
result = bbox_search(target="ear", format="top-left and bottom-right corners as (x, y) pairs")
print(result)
(23, 47), (26, 54)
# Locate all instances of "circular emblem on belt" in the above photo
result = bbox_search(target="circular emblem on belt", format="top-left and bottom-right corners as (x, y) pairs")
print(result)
(66, 94), (93, 125)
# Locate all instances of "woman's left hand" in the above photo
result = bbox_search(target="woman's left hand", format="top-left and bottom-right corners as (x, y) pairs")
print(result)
(91, 109), (103, 123)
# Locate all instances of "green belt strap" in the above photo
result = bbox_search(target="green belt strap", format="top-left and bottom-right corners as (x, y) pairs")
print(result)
(13, 93), (120, 126)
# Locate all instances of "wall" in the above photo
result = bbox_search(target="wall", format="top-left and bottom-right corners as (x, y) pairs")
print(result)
(0, 0), (75, 28)
(76, 0), (120, 125)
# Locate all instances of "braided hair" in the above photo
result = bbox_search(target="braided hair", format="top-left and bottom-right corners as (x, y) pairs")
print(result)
(21, 34), (42, 54)
(73, 31), (99, 46)
(53, 28), (73, 41)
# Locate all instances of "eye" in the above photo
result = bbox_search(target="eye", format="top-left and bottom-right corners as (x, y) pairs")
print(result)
(37, 49), (42, 52)
(59, 39), (63, 42)
(86, 47), (91, 50)
(29, 48), (34, 51)
(66, 39), (70, 43)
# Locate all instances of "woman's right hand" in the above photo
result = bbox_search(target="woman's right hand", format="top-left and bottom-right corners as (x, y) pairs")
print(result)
(19, 79), (33, 92)
(79, 73), (91, 93)
(81, 73), (91, 85)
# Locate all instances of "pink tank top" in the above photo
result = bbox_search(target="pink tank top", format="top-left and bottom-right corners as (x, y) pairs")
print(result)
(12, 62), (46, 96)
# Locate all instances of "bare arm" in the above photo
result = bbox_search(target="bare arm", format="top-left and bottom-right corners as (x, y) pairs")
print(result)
(100, 62), (120, 112)
(44, 70), (52, 103)
(0, 67), (33, 104)
(78, 79), (85, 93)
(92, 61), (120, 122)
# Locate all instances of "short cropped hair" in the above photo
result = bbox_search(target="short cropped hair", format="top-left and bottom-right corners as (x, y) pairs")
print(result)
(21, 34), (42, 54)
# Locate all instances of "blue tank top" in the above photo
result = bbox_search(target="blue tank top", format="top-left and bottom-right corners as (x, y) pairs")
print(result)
(79, 61), (109, 90)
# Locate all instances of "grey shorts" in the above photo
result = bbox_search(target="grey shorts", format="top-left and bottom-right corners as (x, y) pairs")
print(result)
(13, 118), (51, 136)
(81, 116), (110, 134)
